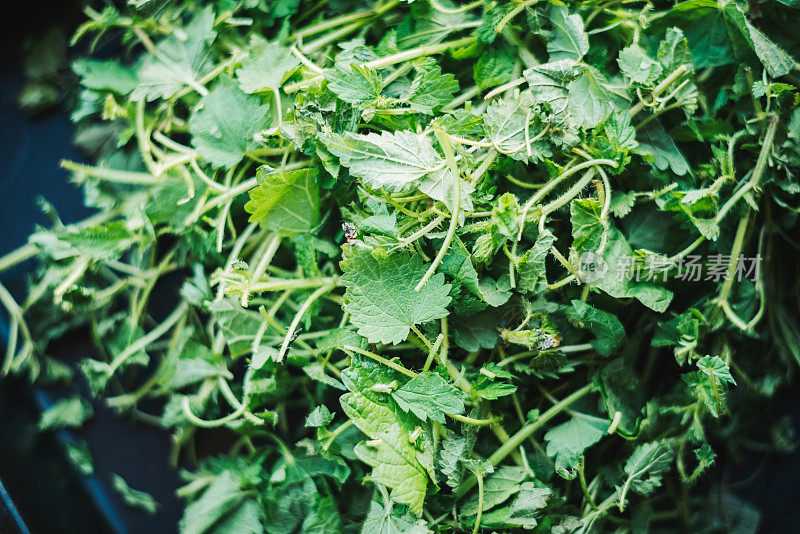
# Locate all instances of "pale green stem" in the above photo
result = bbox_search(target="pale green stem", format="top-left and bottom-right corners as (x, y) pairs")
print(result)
(456, 384), (593, 498)
(343, 345), (417, 378)
(61, 160), (159, 185)
(285, 36), (477, 93)
(277, 284), (336, 362)
(630, 65), (690, 117)
(415, 129), (462, 292)
(107, 302), (189, 375)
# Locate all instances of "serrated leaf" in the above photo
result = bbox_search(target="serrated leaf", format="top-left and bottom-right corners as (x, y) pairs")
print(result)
(697, 355), (736, 385)
(406, 61), (458, 114)
(341, 389), (429, 515)
(325, 64), (382, 106)
(567, 66), (613, 129)
(473, 376), (517, 400)
(743, 20), (797, 78)
(461, 466), (527, 516)
(236, 39), (299, 93)
(320, 130), (442, 192)
(570, 198), (605, 253)
(189, 78), (271, 168)
(517, 230), (555, 293)
(474, 47), (515, 90)
(361, 500), (430, 534)
(302, 496), (343, 534)
(440, 236), (511, 307)
(180, 471), (258, 534)
(609, 191), (637, 218)
(483, 91), (551, 161)
(634, 119), (690, 176)
(31, 221), (136, 262)
(306, 405), (335, 427)
(617, 45), (663, 86)
(544, 416), (607, 478)
(244, 167), (320, 234)
(523, 59), (579, 125)
(547, 4), (589, 62)
(392, 372), (466, 423)
(73, 59), (138, 94)
(437, 430), (469, 489)
(341, 252), (451, 344)
(131, 6), (217, 101)
(569, 300), (626, 356)
(619, 441), (673, 507)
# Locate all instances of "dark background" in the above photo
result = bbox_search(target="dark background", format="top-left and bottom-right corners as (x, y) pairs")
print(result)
(0, 1), (181, 533)
(0, 1), (799, 533)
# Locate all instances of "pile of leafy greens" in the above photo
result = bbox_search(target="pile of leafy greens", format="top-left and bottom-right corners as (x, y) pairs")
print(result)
(2, 0), (800, 532)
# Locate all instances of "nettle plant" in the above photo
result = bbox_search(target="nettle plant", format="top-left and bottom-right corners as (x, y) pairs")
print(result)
(2, 0), (800, 532)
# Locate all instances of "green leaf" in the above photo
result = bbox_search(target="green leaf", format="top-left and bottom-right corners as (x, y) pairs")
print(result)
(506, 483), (551, 528)
(132, 6), (217, 101)
(73, 59), (138, 94)
(180, 471), (260, 534)
(594, 359), (645, 434)
(483, 91), (551, 161)
(65, 440), (94, 476)
(618, 441), (674, 508)
(341, 390), (429, 515)
(547, 4), (589, 62)
(112, 474), (159, 516)
(523, 60), (578, 126)
(567, 66), (613, 129)
(437, 429), (469, 489)
(167, 358), (230, 389)
(570, 198), (605, 253)
(440, 236), (511, 307)
(744, 22), (796, 78)
(517, 230), (556, 293)
(609, 191), (637, 218)
(236, 39), (299, 93)
(407, 60), (459, 114)
(667, 1), (734, 69)
(592, 228), (674, 312)
(39, 397), (93, 431)
(325, 64), (382, 106)
(341, 251), (451, 344)
(617, 45), (663, 86)
(207, 299), (264, 354)
(190, 78), (271, 168)
(474, 47), (515, 90)
(461, 466), (527, 516)
(306, 405), (335, 427)
(302, 496), (343, 534)
(320, 130), (443, 192)
(697, 355), (736, 385)
(544, 416), (607, 478)
(392, 372), (466, 423)
(31, 221), (136, 262)
(634, 119), (690, 176)
(473, 374), (517, 400)
(569, 300), (626, 356)
(361, 500), (429, 534)
(722, 3), (797, 77)
(244, 167), (320, 234)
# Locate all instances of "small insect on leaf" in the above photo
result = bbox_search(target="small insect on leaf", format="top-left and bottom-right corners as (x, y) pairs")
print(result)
(343, 222), (358, 246)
